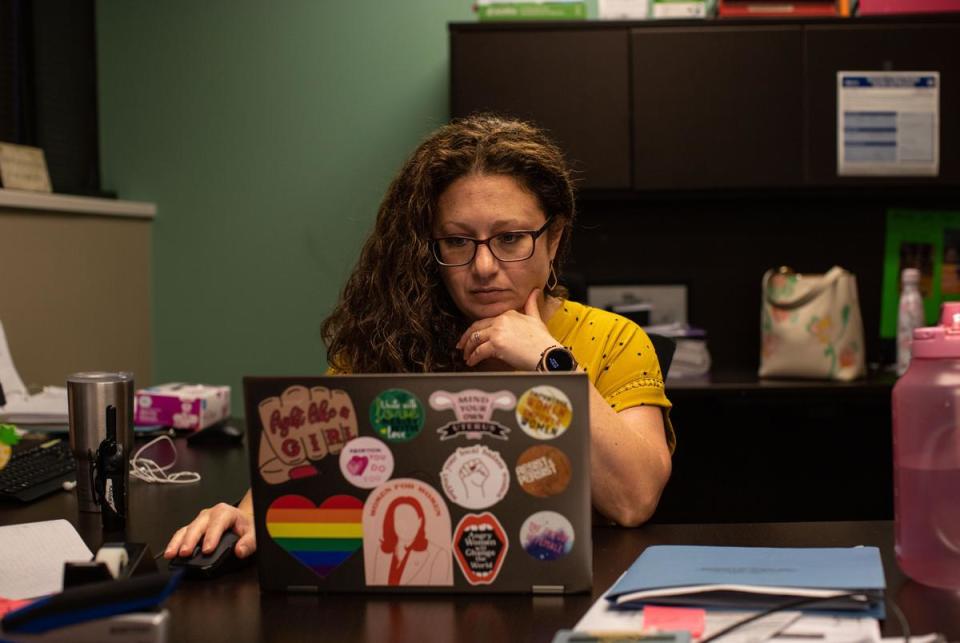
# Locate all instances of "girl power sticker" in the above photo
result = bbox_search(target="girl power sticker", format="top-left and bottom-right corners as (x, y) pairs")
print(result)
(257, 386), (358, 485)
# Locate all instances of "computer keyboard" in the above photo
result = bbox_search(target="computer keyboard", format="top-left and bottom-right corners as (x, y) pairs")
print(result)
(0, 439), (76, 502)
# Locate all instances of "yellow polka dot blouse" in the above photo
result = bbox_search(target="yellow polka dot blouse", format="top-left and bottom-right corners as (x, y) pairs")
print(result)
(546, 299), (675, 452)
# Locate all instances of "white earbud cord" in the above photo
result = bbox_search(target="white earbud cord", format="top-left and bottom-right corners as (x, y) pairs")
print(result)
(129, 435), (201, 484)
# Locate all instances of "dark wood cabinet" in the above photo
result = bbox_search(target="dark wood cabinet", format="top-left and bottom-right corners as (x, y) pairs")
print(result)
(450, 27), (632, 189)
(657, 376), (895, 523)
(451, 17), (960, 192)
(449, 19), (957, 525)
(805, 23), (960, 186)
(631, 26), (804, 190)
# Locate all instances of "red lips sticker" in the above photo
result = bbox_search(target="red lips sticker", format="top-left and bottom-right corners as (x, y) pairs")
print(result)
(453, 512), (509, 585)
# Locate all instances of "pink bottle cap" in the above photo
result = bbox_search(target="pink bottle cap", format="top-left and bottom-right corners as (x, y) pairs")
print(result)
(914, 302), (960, 358)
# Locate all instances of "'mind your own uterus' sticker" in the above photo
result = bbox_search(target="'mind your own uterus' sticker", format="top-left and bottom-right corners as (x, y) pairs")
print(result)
(429, 389), (515, 441)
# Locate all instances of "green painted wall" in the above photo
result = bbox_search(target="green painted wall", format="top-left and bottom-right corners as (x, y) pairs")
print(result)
(96, 1), (472, 415)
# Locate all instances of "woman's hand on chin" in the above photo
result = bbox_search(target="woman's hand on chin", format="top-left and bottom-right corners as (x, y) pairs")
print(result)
(457, 288), (557, 371)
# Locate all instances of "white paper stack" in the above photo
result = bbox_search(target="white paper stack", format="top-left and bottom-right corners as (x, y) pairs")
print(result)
(0, 320), (68, 424)
(0, 519), (93, 599)
(643, 323), (712, 379)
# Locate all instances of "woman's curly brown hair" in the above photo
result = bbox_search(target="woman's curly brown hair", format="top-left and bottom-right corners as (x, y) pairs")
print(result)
(321, 114), (576, 373)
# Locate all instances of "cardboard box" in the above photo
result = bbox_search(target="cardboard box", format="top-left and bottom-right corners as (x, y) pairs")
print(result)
(134, 383), (230, 430)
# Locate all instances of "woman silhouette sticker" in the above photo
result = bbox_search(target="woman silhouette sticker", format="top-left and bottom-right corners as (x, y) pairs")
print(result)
(362, 478), (452, 586)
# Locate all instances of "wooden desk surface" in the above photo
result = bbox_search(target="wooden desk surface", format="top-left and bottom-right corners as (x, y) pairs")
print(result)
(2, 435), (958, 643)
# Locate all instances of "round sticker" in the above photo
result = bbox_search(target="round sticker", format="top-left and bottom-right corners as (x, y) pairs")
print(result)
(520, 511), (575, 561)
(369, 389), (424, 443)
(515, 385), (573, 440)
(440, 445), (509, 510)
(339, 437), (394, 489)
(515, 445), (572, 498)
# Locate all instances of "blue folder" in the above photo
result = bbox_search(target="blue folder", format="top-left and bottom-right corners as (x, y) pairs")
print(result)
(606, 546), (885, 619)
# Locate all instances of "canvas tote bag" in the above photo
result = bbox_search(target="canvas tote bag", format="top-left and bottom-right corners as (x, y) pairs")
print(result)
(759, 266), (866, 381)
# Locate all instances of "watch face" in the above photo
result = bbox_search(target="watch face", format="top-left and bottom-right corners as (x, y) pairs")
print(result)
(545, 347), (575, 372)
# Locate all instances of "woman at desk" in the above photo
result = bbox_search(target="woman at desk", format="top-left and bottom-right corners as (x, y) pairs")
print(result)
(165, 114), (674, 561)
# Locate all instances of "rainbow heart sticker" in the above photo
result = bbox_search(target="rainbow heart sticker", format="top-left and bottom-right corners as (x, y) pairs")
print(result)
(266, 494), (363, 578)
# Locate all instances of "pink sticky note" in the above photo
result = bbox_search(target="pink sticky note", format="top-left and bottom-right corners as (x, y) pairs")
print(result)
(642, 605), (707, 637)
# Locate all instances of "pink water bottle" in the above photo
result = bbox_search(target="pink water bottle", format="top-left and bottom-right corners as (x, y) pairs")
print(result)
(891, 302), (960, 589)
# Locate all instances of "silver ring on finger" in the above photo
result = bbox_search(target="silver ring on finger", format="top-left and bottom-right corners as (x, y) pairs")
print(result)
(472, 331), (481, 343)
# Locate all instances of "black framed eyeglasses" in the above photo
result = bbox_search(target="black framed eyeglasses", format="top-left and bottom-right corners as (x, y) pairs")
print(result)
(431, 219), (552, 267)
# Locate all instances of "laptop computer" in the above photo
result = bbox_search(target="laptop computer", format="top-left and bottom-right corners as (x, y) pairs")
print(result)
(243, 372), (592, 594)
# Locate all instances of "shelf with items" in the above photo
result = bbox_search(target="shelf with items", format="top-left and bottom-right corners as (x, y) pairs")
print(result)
(451, 15), (960, 191)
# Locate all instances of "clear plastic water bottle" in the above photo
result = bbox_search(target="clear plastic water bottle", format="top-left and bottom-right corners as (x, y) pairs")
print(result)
(891, 302), (960, 589)
(896, 268), (925, 376)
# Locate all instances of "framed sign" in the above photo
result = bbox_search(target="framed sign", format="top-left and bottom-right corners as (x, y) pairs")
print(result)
(837, 71), (939, 177)
(0, 143), (52, 192)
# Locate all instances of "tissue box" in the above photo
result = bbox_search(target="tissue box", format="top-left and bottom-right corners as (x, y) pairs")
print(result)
(134, 384), (230, 430)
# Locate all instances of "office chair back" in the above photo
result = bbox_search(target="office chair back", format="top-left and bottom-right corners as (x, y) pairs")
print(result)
(647, 333), (676, 380)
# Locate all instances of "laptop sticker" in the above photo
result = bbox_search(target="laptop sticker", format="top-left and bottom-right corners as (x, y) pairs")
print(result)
(258, 386), (359, 484)
(429, 390), (515, 441)
(369, 389), (425, 443)
(515, 385), (573, 441)
(440, 445), (510, 510)
(339, 436), (394, 489)
(362, 478), (453, 586)
(453, 512), (509, 585)
(265, 494), (363, 579)
(519, 511), (575, 562)
(515, 445), (572, 498)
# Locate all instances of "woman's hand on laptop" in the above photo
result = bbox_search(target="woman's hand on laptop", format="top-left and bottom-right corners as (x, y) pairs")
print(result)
(164, 500), (256, 560)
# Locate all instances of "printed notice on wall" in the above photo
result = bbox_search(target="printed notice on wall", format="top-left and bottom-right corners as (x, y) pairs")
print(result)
(0, 143), (52, 192)
(837, 71), (939, 177)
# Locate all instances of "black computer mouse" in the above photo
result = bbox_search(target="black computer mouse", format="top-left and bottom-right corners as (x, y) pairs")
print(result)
(186, 422), (244, 446)
(168, 531), (248, 579)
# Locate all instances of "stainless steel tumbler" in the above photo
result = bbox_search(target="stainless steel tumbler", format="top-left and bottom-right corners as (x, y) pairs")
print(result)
(67, 372), (134, 513)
